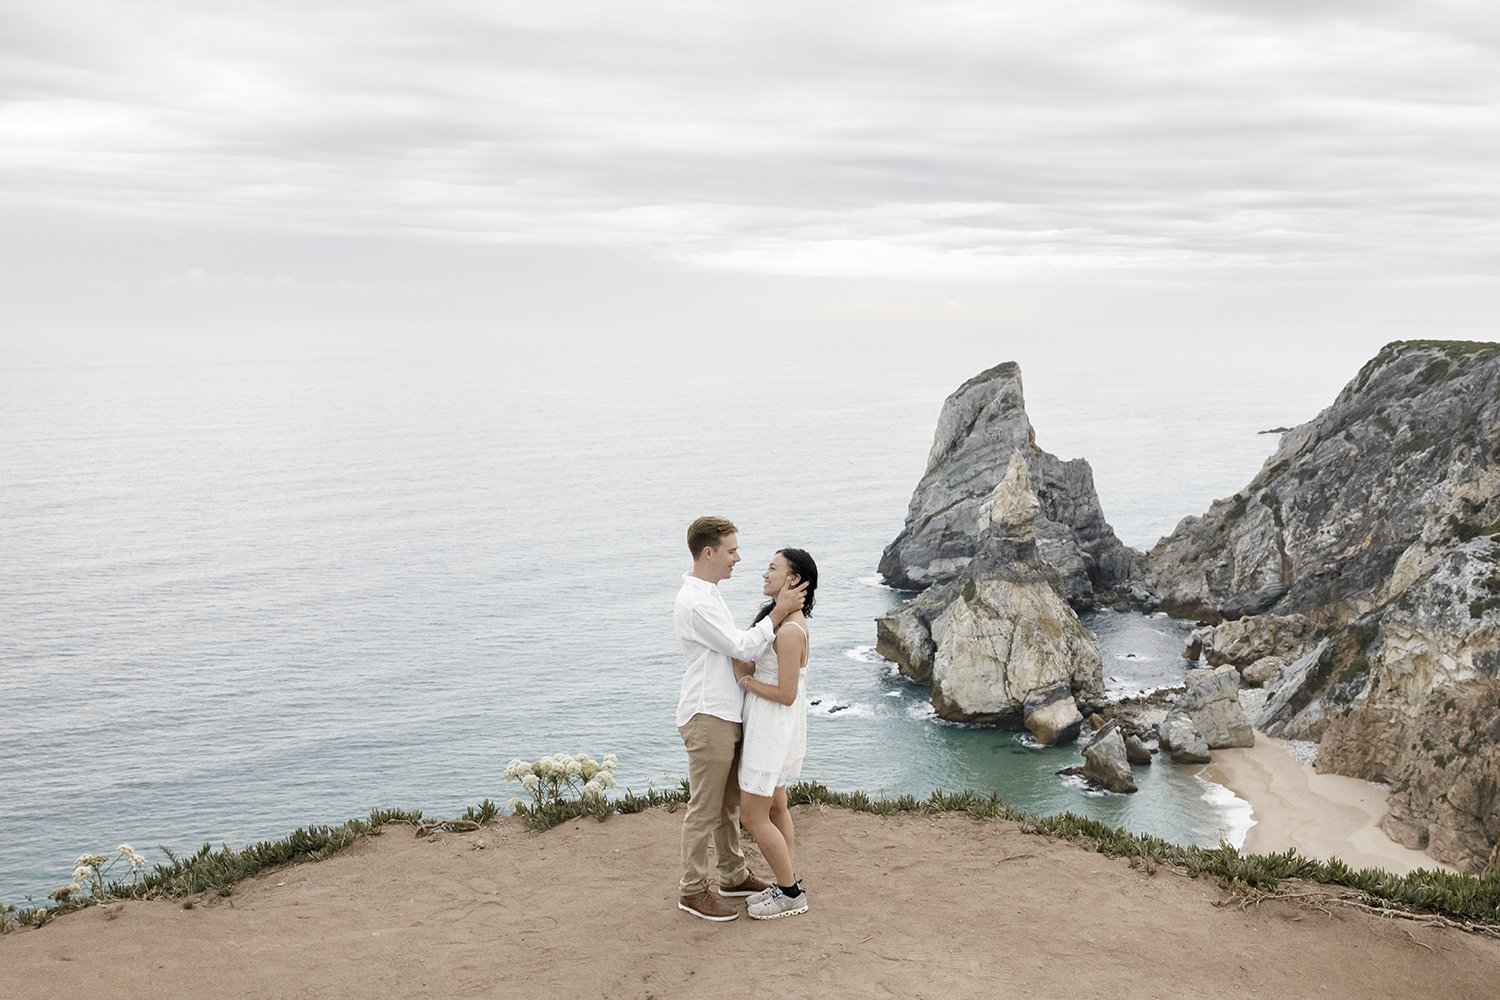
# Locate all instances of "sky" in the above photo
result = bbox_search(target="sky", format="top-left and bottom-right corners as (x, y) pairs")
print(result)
(2, 0), (1497, 349)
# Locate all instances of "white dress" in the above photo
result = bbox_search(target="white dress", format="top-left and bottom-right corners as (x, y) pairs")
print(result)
(738, 620), (809, 797)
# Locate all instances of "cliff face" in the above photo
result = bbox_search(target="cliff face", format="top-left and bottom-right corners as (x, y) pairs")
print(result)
(1149, 341), (1500, 623)
(879, 362), (1134, 607)
(1152, 340), (1500, 872)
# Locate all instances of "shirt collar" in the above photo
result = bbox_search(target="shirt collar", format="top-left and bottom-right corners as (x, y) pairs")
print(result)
(681, 571), (718, 593)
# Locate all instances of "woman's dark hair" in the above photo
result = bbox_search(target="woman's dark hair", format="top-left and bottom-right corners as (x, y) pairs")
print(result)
(752, 548), (819, 625)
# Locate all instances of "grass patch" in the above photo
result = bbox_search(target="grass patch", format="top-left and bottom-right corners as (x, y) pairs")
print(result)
(7, 783), (1498, 934)
(1353, 340), (1500, 394)
(780, 783), (1500, 928)
(0, 804), (493, 932)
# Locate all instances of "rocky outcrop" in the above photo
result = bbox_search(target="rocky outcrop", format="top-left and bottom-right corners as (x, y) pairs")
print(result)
(929, 573), (1104, 724)
(878, 452), (1105, 725)
(1124, 734), (1154, 765)
(1241, 655), (1286, 688)
(1151, 340), (1500, 871)
(1149, 341), (1500, 625)
(1082, 721), (1138, 793)
(1255, 639), (1334, 739)
(1173, 669), (1254, 748)
(1187, 614), (1319, 669)
(1024, 680), (1085, 746)
(1158, 713), (1211, 764)
(1379, 679), (1500, 873)
(879, 362), (1134, 607)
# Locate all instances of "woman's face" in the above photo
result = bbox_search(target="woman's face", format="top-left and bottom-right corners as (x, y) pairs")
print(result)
(761, 553), (797, 596)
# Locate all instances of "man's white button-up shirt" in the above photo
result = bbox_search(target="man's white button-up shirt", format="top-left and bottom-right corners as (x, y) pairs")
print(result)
(674, 572), (776, 728)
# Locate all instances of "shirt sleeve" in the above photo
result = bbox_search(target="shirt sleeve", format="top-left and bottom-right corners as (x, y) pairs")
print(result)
(688, 601), (776, 659)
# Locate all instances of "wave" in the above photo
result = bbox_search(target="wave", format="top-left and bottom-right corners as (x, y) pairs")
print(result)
(843, 644), (890, 664)
(1195, 774), (1255, 850)
(809, 699), (875, 720)
(1060, 773), (1115, 797)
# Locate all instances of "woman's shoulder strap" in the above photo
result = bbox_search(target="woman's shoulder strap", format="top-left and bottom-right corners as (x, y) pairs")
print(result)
(781, 619), (808, 639)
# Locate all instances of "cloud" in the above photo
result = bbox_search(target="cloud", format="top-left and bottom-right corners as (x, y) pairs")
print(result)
(1, 0), (1497, 322)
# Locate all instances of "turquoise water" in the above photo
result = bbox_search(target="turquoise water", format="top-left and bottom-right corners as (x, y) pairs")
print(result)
(0, 336), (1361, 904)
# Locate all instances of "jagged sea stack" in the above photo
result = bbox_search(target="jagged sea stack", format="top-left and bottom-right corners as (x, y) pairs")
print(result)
(878, 362), (1135, 608)
(877, 451), (1105, 733)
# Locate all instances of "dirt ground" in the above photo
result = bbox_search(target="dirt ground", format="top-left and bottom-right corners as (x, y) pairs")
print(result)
(5, 806), (1498, 1000)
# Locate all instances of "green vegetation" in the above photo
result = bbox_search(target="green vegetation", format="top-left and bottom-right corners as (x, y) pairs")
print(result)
(1328, 620), (1380, 687)
(1451, 516), (1500, 544)
(6, 782), (1499, 935)
(1353, 340), (1500, 394)
(1469, 561), (1500, 620)
(0, 804), (498, 932)
(780, 784), (1500, 927)
(1260, 491), (1285, 529)
(1260, 460), (1291, 485)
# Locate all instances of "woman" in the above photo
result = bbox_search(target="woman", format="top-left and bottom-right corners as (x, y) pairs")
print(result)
(733, 547), (817, 920)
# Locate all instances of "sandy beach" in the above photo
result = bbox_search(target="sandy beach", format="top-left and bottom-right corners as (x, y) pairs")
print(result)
(4, 806), (1497, 1000)
(1204, 734), (1453, 875)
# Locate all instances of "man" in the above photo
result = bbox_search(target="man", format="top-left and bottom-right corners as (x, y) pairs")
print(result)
(673, 515), (806, 921)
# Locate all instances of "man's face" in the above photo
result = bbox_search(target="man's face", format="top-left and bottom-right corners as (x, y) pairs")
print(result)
(704, 532), (742, 583)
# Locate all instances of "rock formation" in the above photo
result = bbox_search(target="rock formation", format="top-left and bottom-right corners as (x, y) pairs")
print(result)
(1149, 340), (1500, 871)
(1149, 341), (1500, 625)
(1157, 713), (1211, 764)
(1172, 668), (1254, 749)
(1123, 733), (1154, 765)
(1081, 721), (1138, 793)
(877, 452), (1105, 726)
(1186, 614), (1319, 668)
(879, 362), (1135, 607)
(1024, 680), (1085, 746)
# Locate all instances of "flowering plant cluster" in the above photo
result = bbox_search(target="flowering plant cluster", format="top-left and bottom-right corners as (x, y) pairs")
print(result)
(505, 753), (618, 822)
(49, 844), (149, 903)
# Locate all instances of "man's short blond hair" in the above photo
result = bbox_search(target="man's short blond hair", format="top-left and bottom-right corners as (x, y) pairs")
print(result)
(687, 516), (737, 558)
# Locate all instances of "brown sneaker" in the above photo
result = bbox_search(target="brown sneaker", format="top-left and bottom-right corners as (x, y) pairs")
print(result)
(678, 889), (738, 922)
(718, 872), (771, 898)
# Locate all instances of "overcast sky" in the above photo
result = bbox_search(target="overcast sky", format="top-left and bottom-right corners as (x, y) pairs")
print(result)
(2, 0), (1497, 346)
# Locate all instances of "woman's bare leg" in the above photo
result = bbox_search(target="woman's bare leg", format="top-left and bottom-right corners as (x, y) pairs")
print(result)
(740, 790), (795, 886)
(769, 786), (796, 879)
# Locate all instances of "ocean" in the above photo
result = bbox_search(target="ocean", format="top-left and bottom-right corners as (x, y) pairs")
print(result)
(0, 329), (1386, 905)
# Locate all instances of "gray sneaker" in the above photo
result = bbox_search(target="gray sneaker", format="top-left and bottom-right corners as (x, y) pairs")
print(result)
(747, 880), (798, 906)
(747, 885), (809, 920)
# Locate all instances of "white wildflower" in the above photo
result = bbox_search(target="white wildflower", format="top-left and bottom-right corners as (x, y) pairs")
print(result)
(521, 774), (540, 791)
(580, 785), (604, 802)
(507, 798), (526, 811)
(602, 754), (618, 769)
(595, 772), (617, 789)
(71, 865), (92, 884)
(118, 844), (147, 870)
(565, 759), (583, 777)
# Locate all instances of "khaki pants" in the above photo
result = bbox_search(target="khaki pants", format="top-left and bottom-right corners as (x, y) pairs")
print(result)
(678, 713), (749, 895)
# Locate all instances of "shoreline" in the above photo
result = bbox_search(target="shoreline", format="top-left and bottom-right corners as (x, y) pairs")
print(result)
(1202, 733), (1454, 875)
